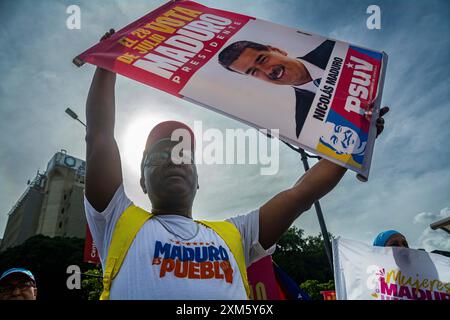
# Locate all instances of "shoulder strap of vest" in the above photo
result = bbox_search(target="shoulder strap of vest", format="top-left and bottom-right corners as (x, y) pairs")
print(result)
(100, 204), (152, 300)
(100, 206), (250, 300)
(196, 220), (250, 299)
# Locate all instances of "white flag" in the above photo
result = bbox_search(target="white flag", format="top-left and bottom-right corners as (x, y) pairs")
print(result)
(332, 237), (450, 300)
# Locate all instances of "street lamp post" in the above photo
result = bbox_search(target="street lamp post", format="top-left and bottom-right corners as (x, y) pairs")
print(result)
(65, 107), (86, 128)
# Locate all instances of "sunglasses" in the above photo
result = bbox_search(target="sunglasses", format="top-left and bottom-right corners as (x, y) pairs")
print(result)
(144, 150), (194, 166)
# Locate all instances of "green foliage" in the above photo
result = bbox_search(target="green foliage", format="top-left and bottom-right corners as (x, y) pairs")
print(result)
(81, 268), (103, 300)
(273, 226), (334, 284)
(273, 226), (335, 299)
(300, 279), (335, 300)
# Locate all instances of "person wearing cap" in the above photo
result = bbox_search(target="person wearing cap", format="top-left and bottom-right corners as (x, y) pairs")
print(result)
(0, 268), (37, 300)
(83, 30), (388, 300)
(373, 230), (409, 248)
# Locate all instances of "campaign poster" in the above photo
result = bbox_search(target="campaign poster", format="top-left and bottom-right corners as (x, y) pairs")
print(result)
(74, 0), (387, 179)
(333, 237), (450, 300)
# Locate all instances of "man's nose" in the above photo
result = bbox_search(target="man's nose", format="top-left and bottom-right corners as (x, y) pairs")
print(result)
(259, 64), (273, 75)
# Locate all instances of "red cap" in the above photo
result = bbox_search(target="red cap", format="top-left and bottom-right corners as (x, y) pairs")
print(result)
(145, 120), (195, 152)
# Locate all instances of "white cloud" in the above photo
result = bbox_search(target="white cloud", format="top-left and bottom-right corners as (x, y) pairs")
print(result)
(413, 208), (450, 252)
(413, 208), (448, 225)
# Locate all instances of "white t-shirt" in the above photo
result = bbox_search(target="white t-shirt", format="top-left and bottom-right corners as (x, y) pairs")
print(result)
(294, 58), (324, 94)
(84, 185), (274, 300)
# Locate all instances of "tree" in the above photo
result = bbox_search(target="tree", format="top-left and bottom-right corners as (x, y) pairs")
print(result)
(81, 267), (103, 300)
(272, 226), (335, 299)
(300, 279), (335, 300)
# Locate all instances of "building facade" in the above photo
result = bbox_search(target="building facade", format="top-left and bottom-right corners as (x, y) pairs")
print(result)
(1, 150), (87, 251)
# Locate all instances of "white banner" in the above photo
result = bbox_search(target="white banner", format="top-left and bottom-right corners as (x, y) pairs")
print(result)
(75, 0), (388, 179)
(332, 237), (450, 300)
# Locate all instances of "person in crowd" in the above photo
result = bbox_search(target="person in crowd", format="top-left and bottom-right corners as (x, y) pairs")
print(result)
(373, 230), (409, 248)
(85, 29), (388, 300)
(0, 268), (37, 300)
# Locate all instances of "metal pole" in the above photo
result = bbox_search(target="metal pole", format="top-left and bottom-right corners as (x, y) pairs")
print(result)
(299, 149), (334, 270)
(279, 138), (333, 269)
(76, 118), (87, 128)
(65, 107), (86, 128)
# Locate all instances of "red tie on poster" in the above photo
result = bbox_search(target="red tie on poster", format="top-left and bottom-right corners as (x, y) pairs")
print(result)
(74, 0), (387, 180)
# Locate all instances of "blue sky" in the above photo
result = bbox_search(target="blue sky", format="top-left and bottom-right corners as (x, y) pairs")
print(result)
(0, 0), (449, 251)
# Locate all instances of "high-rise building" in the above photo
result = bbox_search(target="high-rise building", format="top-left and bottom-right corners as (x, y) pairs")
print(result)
(1, 150), (87, 251)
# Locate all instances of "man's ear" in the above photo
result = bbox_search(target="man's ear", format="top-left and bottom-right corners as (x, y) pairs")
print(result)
(267, 45), (288, 56)
(33, 287), (37, 298)
(140, 176), (147, 194)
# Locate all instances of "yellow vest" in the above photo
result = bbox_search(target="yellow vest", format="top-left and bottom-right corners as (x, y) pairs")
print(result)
(100, 205), (250, 300)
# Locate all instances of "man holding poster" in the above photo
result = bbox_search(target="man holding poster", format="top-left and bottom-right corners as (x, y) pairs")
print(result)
(83, 28), (388, 300)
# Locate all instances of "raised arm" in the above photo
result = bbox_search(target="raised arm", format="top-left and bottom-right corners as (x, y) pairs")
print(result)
(259, 107), (389, 249)
(259, 159), (345, 249)
(85, 29), (123, 212)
